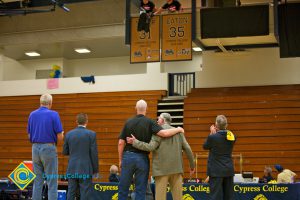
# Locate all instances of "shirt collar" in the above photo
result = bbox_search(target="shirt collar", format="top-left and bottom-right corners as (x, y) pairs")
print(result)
(78, 125), (86, 128)
(39, 106), (49, 110)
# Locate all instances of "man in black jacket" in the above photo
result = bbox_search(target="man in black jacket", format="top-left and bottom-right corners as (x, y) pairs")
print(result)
(203, 115), (236, 200)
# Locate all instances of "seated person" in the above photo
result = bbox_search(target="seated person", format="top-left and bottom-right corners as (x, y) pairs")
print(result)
(260, 166), (275, 183)
(275, 164), (297, 183)
(155, 0), (182, 14)
(138, 0), (156, 32)
(140, 0), (156, 14)
(108, 165), (120, 182)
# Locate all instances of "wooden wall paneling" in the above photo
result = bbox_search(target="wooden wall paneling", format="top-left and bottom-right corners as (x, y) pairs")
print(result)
(184, 85), (300, 180)
(0, 90), (166, 181)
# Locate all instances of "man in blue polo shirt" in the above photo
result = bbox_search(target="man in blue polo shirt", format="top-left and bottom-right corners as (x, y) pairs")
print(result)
(27, 93), (64, 200)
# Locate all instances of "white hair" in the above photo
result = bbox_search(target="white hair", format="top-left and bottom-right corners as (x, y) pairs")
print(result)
(40, 94), (52, 106)
(160, 113), (172, 125)
(216, 115), (227, 130)
(136, 99), (147, 112)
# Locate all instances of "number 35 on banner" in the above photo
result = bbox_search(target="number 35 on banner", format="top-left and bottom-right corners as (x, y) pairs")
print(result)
(162, 13), (192, 61)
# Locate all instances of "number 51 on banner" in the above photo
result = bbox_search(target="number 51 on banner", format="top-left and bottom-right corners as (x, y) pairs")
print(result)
(130, 15), (160, 63)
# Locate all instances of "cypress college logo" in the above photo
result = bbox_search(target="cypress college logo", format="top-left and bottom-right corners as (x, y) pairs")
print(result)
(183, 194), (195, 200)
(111, 193), (118, 200)
(254, 194), (268, 200)
(8, 162), (36, 190)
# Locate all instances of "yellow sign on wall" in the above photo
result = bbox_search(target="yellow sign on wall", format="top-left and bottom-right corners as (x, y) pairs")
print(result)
(161, 13), (192, 61)
(131, 15), (160, 63)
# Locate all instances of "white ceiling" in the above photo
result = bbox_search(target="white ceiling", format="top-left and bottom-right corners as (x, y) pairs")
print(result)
(0, 0), (276, 61)
(0, 0), (128, 60)
(2, 37), (130, 60)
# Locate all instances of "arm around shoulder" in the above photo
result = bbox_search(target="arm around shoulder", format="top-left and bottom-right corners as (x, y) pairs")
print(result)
(157, 127), (184, 138)
(133, 135), (161, 152)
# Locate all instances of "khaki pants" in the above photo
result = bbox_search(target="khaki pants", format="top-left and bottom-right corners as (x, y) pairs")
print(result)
(155, 173), (182, 200)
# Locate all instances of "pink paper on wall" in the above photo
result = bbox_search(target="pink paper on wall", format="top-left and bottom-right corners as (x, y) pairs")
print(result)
(47, 78), (59, 89)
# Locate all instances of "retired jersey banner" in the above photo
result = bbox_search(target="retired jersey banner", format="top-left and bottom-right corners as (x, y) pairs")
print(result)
(92, 183), (300, 200)
(161, 13), (192, 62)
(130, 15), (160, 63)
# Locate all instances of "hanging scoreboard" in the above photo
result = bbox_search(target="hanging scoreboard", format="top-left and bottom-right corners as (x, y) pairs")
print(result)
(161, 13), (192, 61)
(130, 15), (160, 63)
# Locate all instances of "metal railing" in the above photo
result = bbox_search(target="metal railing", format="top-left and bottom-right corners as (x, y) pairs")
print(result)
(168, 72), (195, 96)
(194, 153), (243, 179)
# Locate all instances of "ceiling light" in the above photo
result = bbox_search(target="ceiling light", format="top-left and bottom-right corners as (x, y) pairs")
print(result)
(74, 48), (91, 54)
(192, 47), (202, 52)
(25, 51), (40, 57)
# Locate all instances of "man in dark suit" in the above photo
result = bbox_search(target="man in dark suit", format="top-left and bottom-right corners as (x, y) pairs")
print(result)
(63, 113), (99, 200)
(203, 115), (236, 200)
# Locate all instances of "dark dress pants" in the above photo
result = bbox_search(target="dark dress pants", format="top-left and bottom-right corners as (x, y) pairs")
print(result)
(209, 176), (234, 200)
(67, 178), (92, 200)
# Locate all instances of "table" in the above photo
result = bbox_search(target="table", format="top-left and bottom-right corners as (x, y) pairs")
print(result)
(92, 182), (300, 200)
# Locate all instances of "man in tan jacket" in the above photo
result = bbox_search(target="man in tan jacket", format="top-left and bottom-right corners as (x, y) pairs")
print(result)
(127, 113), (195, 200)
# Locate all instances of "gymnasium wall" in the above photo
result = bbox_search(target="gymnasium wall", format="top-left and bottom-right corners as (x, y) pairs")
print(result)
(0, 90), (166, 181)
(0, 73), (168, 96)
(0, 47), (300, 98)
(184, 85), (300, 179)
(0, 55), (3, 80)
(197, 47), (300, 88)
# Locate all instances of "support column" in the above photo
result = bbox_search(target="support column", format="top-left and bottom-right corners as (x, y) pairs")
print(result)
(146, 62), (168, 91)
(0, 54), (3, 81)
(146, 62), (163, 75)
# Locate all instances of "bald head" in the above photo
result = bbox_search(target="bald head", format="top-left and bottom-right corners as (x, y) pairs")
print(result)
(110, 165), (119, 174)
(136, 100), (147, 114)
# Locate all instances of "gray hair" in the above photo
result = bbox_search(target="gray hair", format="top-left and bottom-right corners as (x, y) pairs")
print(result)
(136, 99), (147, 112)
(216, 115), (227, 130)
(160, 113), (172, 124)
(264, 166), (272, 175)
(77, 113), (88, 125)
(40, 94), (52, 106)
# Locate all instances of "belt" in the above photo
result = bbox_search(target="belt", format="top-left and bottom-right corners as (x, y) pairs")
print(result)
(125, 151), (148, 155)
(32, 143), (56, 146)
